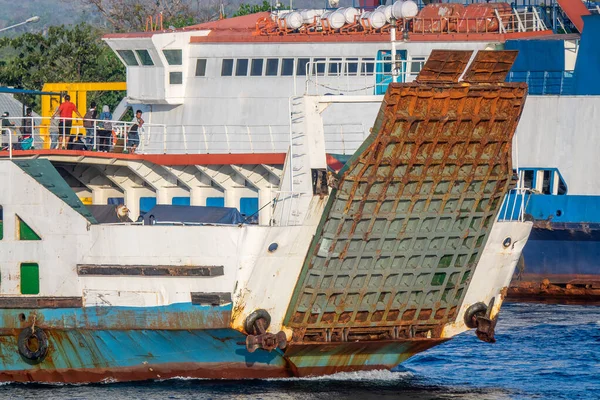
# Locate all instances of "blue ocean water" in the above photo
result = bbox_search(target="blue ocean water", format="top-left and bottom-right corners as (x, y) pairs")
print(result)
(0, 303), (598, 399)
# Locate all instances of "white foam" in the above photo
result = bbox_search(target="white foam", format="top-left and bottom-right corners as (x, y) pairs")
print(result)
(267, 369), (412, 382)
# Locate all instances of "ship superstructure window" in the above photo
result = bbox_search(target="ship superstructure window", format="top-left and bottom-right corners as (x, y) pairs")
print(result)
(221, 59), (234, 76)
(236, 59), (249, 76)
(163, 49), (182, 65)
(296, 58), (310, 76)
(169, 72), (183, 84)
(361, 58), (375, 75)
(519, 168), (568, 195)
(251, 59), (263, 76)
(215, 56), (386, 78)
(410, 57), (426, 74)
(117, 50), (138, 66)
(313, 58), (326, 76)
(329, 58), (343, 75)
(346, 58), (359, 75)
(135, 50), (154, 66)
(266, 58), (279, 76)
(281, 58), (294, 76)
(195, 59), (207, 76)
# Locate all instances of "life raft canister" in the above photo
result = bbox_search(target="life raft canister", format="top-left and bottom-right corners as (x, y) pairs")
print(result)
(17, 326), (49, 363)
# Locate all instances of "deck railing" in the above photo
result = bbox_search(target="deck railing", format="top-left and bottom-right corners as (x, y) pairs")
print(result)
(1, 117), (367, 156)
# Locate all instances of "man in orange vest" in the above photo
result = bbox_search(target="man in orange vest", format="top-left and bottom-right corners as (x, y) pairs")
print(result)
(51, 94), (83, 149)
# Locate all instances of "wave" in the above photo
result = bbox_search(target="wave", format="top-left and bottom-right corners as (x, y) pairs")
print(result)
(266, 369), (413, 382)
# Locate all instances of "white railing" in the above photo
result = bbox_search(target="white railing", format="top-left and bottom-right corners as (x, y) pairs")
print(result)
(1, 116), (367, 156)
(1, 116), (152, 154)
(304, 58), (422, 96)
(498, 187), (533, 222)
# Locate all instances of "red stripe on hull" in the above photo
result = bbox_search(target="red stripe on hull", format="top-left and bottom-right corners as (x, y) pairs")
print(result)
(0, 150), (286, 166)
(0, 362), (292, 384)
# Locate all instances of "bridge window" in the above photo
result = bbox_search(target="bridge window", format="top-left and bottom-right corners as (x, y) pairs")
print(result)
(296, 58), (310, 76)
(361, 58), (375, 75)
(195, 59), (207, 76)
(329, 58), (343, 76)
(312, 58), (326, 76)
(266, 58), (279, 76)
(251, 59), (263, 76)
(117, 50), (138, 66)
(281, 58), (294, 76)
(163, 49), (182, 65)
(522, 170), (534, 189)
(557, 178), (567, 195)
(169, 72), (183, 85)
(346, 58), (359, 76)
(135, 50), (154, 66)
(221, 59), (234, 76)
(519, 168), (567, 195)
(236, 59), (249, 76)
(410, 57), (426, 74)
(541, 170), (551, 194)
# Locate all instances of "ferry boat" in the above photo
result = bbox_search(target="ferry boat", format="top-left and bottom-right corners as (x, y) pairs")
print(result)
(0, 45), (532, 381)
(0, 0), (593, 382)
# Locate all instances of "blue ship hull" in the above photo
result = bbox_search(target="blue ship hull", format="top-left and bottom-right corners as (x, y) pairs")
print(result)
(521, 223), (600, 280)
(0, 303), (442, 382)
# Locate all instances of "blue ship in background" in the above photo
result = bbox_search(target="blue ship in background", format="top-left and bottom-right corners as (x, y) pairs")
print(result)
(501, 12), (600, 303)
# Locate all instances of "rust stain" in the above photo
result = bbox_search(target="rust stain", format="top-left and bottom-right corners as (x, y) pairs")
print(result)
(507, 279), (600, 305)
(462, 50), (519, 83)
(285, 50), (527, 346)
(415, 50), (473, 83)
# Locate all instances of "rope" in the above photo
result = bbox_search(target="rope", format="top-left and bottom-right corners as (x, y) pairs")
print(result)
(306, 79), (377, 93)
(239, 198), (274, 226)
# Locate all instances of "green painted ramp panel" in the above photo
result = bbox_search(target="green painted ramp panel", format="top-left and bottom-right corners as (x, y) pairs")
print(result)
(12, 159), (97, 224)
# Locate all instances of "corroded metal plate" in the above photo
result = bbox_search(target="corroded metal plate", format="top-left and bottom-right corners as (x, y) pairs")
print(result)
(462, 50), (519, 83)
(285, 78), (527, 343)
(415, 50), (473, 83)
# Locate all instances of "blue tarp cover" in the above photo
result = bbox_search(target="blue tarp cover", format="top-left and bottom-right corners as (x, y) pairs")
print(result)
(143, 205), (243, 225)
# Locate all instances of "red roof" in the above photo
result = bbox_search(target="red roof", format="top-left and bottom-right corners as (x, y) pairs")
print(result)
(103, 12), (269, 39)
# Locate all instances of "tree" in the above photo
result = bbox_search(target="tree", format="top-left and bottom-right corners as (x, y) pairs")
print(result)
(0, 23), (125, 112)
(233, 1), (273, 17)
(78, 0), (221, 32)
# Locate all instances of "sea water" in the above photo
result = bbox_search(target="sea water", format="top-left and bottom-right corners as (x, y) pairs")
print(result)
(0, 303), (598, 399)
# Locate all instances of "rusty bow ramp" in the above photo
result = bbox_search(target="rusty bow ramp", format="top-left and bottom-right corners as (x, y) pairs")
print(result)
(281, 50), (527, 376)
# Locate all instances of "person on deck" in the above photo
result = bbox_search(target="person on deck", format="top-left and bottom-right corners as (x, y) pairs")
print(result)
(20, 108), (34, 150)
(98, 105), (113, 152)
(127, 109), (144, 153)
(51, 94), (83, 149)
(83, 101), (98, 148)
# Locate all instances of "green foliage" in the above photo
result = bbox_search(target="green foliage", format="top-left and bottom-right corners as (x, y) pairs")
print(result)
(233, 1), (273, 17)
(0, 23), (125, 113)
